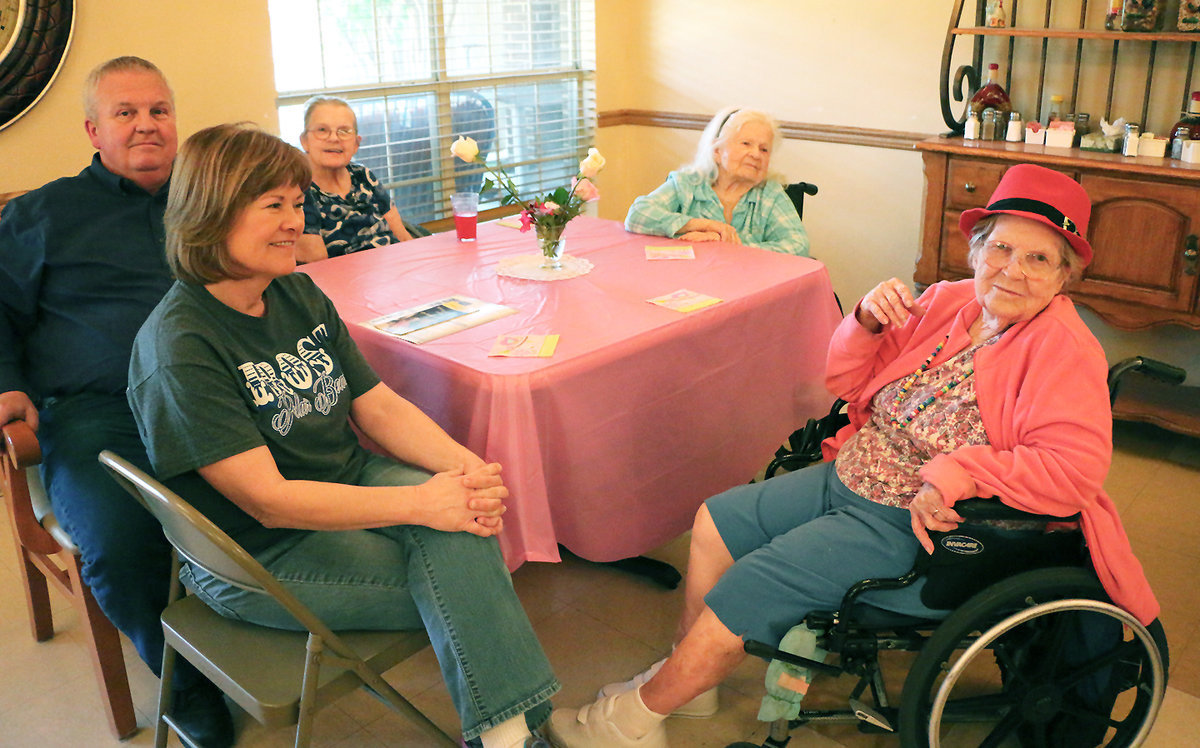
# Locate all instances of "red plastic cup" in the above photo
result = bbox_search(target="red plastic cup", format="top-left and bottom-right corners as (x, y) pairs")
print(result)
(451, 193), (478, 242)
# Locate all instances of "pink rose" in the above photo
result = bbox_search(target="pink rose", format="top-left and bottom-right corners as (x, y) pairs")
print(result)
(572, 177), (600, 202)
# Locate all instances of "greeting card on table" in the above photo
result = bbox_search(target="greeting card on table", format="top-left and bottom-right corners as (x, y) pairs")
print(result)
(645, 245), (695, 260)
(367, 295), (517, 344)
(489, 334), (560, 357)
(647, 289), (723, 313)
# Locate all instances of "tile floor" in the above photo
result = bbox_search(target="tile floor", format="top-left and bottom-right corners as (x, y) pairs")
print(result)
(1, 420), (1199, 747)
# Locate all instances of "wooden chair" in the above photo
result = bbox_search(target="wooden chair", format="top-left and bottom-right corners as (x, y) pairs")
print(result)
(99, 449), (458, 748)
(1, 421), (137, 739)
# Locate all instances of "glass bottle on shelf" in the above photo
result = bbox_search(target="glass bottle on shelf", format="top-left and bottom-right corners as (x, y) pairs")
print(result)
(1169, 92), (1200, 160)
(1046, 94), (1064, 126)
(1121, 0), (1161, 31)
(969, 64), (1012, 135)
(1074, 113), (1091, 147)
(986, 0), (1007, 27)
(1106, 0), (1124, 29)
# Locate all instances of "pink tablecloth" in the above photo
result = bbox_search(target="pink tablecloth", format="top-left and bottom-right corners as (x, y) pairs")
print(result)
(301, 216), (843, 568)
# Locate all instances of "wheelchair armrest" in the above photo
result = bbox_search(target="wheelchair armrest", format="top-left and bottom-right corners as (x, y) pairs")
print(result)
(953, 497), (1078, 524)
(1108, 356), (1187, 405)
(832, 568), (922, 635)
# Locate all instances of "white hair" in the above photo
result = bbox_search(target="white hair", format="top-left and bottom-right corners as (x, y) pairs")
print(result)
(682, 106), (784, 183)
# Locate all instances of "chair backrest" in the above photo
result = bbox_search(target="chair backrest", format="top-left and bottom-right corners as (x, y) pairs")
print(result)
(97, 451), (347, 650)
(784, 181), (818, 220)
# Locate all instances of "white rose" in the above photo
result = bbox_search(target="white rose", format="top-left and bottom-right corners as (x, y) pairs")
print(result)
(450, 136), (479, 163)
(579, 147), (606, 179)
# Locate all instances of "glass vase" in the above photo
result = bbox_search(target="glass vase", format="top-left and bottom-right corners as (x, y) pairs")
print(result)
(536, 223), (566, 270)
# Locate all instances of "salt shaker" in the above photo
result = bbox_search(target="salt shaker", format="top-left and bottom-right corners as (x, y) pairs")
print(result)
(1123, 123), (1141, 157)
(1006, 112), (1024, 142)
(964, 111), (981, 140)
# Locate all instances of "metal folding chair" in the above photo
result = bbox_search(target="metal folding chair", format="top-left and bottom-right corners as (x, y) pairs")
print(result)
(98, 449), (458, 748)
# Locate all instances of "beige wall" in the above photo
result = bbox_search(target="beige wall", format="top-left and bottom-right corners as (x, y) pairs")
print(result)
(0, 0), (1193, 370)
(594, 0), (1200, 372)
(0, 0), (278, 194)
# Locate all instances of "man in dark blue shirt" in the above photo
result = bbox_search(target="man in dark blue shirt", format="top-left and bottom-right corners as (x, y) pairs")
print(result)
(0, 56), (232, 746)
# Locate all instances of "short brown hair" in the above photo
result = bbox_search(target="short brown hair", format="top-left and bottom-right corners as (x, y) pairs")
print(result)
(165, 123), (311, 284)
(82, 56), (172, 121)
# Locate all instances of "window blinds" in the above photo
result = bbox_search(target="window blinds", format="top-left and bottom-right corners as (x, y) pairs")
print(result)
(269, 0), (596, 224)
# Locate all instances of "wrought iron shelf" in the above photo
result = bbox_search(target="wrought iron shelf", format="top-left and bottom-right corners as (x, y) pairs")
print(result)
(940, 1), (1200, 133)
(952, 25), (1200, 42)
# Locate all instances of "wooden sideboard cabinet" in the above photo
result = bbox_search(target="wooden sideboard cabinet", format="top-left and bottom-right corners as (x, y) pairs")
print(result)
(916, 137), (1200, 330)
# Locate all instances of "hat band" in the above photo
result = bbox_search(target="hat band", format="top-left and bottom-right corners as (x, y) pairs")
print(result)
(985, 197), (1081, 237)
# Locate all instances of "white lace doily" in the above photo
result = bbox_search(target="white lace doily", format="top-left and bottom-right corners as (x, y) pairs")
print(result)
(496, 253), (594, 281)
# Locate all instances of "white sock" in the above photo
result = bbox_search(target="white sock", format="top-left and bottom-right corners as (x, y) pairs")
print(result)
(479, 713), (531, 748)
(609, 686), (667, 739)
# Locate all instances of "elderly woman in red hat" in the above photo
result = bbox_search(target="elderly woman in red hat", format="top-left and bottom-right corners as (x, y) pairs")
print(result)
(547, 164), (1159, 748)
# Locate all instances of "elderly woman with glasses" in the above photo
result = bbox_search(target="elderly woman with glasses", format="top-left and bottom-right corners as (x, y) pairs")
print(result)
(548, 164), (1158, 748)
(295, 96), (413, 262)
(624, 106), (809, 256)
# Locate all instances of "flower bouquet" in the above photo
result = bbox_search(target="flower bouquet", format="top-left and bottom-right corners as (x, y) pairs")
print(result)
(450, 135), (605, 269)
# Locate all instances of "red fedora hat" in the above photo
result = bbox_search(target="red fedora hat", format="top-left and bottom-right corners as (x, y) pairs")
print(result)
(959, 163), (1093, 266)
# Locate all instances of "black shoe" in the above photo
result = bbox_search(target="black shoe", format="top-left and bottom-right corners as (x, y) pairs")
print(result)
(170, 678), (235, 748)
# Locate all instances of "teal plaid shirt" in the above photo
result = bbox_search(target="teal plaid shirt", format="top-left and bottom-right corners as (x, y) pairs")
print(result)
(624, 170), (810, 257)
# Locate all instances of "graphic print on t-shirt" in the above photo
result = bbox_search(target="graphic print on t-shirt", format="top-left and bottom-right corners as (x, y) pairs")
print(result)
(236, 323), (349, 435)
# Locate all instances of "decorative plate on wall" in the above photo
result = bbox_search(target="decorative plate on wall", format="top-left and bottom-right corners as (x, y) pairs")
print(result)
(0, 0), (75, 133)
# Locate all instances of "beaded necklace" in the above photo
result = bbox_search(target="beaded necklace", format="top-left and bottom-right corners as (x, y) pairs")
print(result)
(888, 333), (975, 429)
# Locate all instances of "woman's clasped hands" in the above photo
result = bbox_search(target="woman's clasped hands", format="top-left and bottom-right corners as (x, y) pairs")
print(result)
(677, 217), (741, 244)
(856, 278), (927, 334)
(420, 462), (509, 537)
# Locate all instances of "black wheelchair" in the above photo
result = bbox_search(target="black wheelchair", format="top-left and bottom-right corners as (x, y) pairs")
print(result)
(722, 495), (1168, 748)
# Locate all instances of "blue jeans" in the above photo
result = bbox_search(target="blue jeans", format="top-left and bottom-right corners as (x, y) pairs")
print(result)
(38, 392), (202, 688)
(705, 460), (942, 647)
(182, 454), (559, 740)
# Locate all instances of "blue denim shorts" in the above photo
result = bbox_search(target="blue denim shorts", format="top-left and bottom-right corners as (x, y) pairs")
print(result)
(704, 460), (943, 646)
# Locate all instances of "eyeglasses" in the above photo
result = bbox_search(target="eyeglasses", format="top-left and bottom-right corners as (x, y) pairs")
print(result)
(981, 240), (1065, 280)
(305, 126), (356, 140)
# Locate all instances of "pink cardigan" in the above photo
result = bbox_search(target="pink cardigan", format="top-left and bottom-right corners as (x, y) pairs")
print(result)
(823, 280), (1159, 625)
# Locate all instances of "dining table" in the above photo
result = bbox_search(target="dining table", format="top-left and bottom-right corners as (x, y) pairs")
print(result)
(300, 216), (844, 570)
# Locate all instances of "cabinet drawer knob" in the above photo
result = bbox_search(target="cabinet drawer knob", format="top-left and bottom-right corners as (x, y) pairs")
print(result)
(1185, 235), (1199, 276)
(963, 182), (976, 193)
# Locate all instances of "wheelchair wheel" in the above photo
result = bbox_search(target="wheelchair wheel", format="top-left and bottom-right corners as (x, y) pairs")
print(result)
(898, 567), (1166, 748)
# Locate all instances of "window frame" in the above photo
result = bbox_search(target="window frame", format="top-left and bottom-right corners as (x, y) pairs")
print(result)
(271, 0), (597, 227)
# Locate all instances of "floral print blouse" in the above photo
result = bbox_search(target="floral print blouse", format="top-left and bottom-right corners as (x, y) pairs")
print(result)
(835, 338), (998, 508)
(302, 163), (398, 257)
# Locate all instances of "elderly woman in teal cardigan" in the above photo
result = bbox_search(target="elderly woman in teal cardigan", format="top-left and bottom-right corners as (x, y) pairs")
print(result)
(624, 106), (809, 256)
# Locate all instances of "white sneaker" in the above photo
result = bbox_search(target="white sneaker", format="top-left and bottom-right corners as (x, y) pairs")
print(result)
(597, 658), (718, 718)
(546, 695), (667, 748)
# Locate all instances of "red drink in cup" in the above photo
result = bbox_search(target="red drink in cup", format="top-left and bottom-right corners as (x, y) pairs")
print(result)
(454, 213), (477, 241)
(451, 193), (478, 242)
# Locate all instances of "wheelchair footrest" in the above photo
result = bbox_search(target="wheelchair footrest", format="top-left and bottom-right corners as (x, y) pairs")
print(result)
(849, 698), (894, 732)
